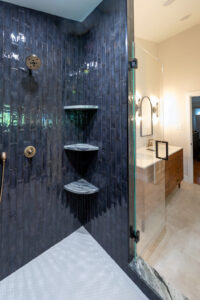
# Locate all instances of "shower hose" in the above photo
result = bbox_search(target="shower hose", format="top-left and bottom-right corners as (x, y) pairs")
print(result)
(0, 153), (6, 203)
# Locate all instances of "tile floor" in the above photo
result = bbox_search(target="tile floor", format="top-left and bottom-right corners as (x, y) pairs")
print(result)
(143, 181), (200, 300)
(0, 227), (147, 300)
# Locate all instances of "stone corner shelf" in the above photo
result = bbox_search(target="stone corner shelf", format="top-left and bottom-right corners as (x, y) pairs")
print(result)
(64, 179), (99, 195)
(64, 143), (99, 152)
(64, 105), (99, 110)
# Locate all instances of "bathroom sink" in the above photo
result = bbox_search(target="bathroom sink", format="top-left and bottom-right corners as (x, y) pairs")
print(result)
(146, 148), (155, 152)
(136, 149), (160, 169)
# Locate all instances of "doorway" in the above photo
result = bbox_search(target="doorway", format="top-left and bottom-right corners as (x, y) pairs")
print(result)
(192, 96), (200, 184)
(129, 0), (200, 299)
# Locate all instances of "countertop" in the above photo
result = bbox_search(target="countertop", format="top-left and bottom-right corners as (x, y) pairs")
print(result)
(137, 145), (183, 169)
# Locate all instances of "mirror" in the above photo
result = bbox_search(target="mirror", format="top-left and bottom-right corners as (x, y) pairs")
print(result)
(140, 96), (153, 137)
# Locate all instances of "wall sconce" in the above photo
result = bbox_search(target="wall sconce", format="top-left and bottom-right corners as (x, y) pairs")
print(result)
(136, 97), (158, 116)
(135, 96), (159, 125)
(135, 99), (141, 116)
(152, 102), (159, 117)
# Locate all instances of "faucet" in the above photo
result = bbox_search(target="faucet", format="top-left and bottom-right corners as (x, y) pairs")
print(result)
(147, 139), (154, 148)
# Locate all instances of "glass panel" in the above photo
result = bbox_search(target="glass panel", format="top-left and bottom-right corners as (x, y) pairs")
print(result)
(127, 0), (137, 260)
(130, 1), (199, 299)
(128, 0), (166, 263)
(135, 36), (166, 260)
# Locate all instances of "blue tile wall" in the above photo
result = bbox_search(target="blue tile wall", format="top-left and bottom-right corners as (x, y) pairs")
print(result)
(74, 3), (161, 298)
(0, 1), (82, 280)
(0, 0), (131, 281)
(61, 0), (129, 270)
(0, 1), (159, 297)
(79, 0), (129, 270)
(0, 0), (130, 280)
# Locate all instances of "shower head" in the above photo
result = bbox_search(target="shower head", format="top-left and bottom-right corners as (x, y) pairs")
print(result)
(26, 55), (41, 70)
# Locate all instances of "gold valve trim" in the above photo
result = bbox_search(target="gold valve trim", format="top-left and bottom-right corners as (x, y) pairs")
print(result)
(24, 146), (36, 158)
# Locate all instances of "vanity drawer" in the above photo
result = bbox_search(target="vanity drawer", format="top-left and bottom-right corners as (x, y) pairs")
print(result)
(165, 149), (183, 197)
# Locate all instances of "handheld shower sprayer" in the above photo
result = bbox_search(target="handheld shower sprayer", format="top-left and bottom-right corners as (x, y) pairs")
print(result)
(0, 152), (7, 203)
(1, 152), (7, 161)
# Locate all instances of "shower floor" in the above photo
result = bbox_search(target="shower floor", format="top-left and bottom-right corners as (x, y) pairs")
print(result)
(0, 227), (147, 300)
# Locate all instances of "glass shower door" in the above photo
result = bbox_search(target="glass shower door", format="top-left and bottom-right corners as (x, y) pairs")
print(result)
(133, 36), (167, 260)
(127, 0), (137, 260)
(128, 26), (166, 261)
(128, 40), (137, 260)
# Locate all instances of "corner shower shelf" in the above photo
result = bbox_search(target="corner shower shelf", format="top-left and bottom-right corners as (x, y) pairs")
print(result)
(64, 143), (99, 152)
(64, 105), (99, 110)
(64, 179), (99, 195)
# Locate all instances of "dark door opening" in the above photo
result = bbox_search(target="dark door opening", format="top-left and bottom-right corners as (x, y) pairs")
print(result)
(192, 97), (200, 184)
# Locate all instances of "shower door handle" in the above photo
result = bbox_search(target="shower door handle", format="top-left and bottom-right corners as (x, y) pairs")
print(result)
(156, 140), (169, 161)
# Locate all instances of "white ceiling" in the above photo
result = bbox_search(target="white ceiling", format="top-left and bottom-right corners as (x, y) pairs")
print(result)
(2, 0), (102, 22)
(134, 0), (200, 43)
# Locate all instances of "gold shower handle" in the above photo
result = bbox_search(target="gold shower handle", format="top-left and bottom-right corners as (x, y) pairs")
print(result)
(24, 146), (36, 158)
(0, 152), (7, 203)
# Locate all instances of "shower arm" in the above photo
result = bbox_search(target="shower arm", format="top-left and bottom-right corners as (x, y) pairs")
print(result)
(0, 152), (6, 203)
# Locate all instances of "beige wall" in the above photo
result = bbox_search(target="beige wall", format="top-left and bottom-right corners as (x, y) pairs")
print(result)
(135, 37), (161, 149)
(135, 24), (200, 179)
(159, 24), (200, 179)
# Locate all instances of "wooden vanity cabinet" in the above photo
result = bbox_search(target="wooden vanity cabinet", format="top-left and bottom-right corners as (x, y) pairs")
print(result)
(165, 149), (183, 197)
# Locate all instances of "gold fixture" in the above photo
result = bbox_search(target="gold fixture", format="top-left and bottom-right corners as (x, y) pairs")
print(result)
(136, 97), (159, 118)
(26, 55), (41, 70)
(147, 139), (154, 148)
(0, 152), (7, 203)
(24, 146), (36, 158)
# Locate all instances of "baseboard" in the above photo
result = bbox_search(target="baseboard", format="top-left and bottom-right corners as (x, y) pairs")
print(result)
(183, 175), (192, 183)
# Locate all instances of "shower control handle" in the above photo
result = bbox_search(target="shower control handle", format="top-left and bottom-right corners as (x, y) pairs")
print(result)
(24, 146), (36, 158)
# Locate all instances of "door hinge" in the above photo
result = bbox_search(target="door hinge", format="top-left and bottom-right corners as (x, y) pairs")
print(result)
(130, 226), (140, 243)
(129, 58), (138, 70)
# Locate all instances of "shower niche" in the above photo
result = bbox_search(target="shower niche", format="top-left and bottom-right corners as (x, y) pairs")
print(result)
(64, 105), (99, 195)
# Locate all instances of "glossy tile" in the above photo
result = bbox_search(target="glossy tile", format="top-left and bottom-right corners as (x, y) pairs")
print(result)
(0, 227), (147, 300)
(0, 0), (130, 287)
(0, 1), (81, 280)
